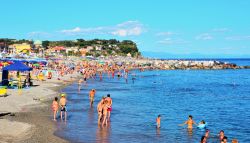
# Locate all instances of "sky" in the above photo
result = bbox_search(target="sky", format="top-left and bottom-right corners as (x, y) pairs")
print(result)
(1, 0), (250, 58)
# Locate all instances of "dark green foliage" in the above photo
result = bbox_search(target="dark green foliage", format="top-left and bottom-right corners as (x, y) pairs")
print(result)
(0, 38), (140, 57)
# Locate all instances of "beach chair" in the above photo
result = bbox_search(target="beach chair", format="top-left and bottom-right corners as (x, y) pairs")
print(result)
(0, 86), (8, 97)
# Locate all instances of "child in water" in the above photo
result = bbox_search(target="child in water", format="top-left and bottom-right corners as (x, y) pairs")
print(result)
(197, 120), (207, 129)
(52, 97), (59, 121)
(156, 115), (161, 128)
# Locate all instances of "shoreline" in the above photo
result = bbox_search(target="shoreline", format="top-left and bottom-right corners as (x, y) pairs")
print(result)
(0, 73), (79, 143)
(0, 58), (249, 143)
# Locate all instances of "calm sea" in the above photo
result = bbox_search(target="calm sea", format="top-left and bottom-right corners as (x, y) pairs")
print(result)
(55, 59), (250, 143)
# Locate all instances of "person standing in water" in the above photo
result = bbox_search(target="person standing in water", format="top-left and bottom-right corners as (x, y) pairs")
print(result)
(156, 115), (161, 128)
(179, 115), (197, 128)
(102, 100), (109, 126)
(200, 136), (207, 143)
(97, 97), (105, 125)
(105, 94), (112, 121)
(219, 130), (225, 141)
(59, 93), (67, 121)
(78, 78), (83, 92)
(89, 89), (96, 107)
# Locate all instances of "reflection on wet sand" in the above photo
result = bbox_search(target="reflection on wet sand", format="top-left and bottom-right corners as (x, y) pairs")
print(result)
(96, 125), (111, 143)
(187, 128), (193, 137)
(156, 128), (161, 137)
(87, 107), (95, 124)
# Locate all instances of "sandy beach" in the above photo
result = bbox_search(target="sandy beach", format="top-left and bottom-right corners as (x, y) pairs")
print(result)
(0, 73), (78, 143)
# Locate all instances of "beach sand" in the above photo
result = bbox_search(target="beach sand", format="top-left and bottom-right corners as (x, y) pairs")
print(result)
(0, 73), (78, 143)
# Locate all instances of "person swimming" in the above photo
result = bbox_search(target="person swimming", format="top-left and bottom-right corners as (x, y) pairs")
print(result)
(197, 120), (207, 129)
(219, 130), (225, 141)
(231, 139), (238, 143)
(200, 136), (207, 143)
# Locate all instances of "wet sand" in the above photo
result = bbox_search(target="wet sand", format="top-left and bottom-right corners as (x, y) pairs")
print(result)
(1, 101), (69, 143)
(0, 74), (78, 143)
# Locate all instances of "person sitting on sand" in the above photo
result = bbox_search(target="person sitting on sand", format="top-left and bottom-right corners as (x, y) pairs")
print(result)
(179, 115), (197, 129)
(89, 89), (96, 107)
(156, 115), (161, 128)
(52, 97), (59, 121)
(59, 93), (67, 121)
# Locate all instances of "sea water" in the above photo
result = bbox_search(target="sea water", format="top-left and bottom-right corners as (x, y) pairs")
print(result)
(55, 60), (250, 143)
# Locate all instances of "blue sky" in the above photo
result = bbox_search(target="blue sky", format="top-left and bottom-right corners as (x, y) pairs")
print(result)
(1, 0), (250, 58)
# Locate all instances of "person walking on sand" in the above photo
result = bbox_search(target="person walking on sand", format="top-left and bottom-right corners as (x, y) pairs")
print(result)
(59, 93), (67, 121)
(156, 115), (161, 128)
(52, 97), (59, 121)
(179, 115), (197, 129)
(105, 94), (112, 121)
(89, 89), (96, 107)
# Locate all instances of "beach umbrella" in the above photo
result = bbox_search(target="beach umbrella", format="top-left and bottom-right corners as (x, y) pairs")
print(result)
(33, 63), (40, 67)
(7, 61), (13, 64)
(3, 62), (9, 66)
(117, 62), (122, 66)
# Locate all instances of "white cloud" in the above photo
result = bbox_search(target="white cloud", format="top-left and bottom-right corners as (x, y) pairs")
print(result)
(59, 21), (144, 37)
(27, 31), (52, 38)
(195, 33), (213, 40)
(156, 32), (176, 36)
(112, 27), (142, 37)
(61, 27), (81, 34)
(212, 28), (230, 33)
(157, 38), (189, 45)
(225, 36), (250, 41)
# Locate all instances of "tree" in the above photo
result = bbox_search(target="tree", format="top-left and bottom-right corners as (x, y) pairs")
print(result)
(42, 41), (50, 49)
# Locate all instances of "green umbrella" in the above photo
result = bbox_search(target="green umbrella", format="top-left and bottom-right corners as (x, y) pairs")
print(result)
(33, 63), (40, 67)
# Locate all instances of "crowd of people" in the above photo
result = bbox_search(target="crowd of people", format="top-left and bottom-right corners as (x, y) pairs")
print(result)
(41, 59), (239, 143)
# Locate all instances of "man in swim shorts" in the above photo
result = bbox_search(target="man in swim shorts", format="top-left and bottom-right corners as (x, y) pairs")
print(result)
(105, 94), (112, 121)
(89, 89), (96, 107)
(59, 93), (67, 121)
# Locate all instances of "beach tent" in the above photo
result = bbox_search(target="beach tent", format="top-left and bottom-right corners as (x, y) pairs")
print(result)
(1, 62), (32, 86)
(3, 61), (32, 71)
